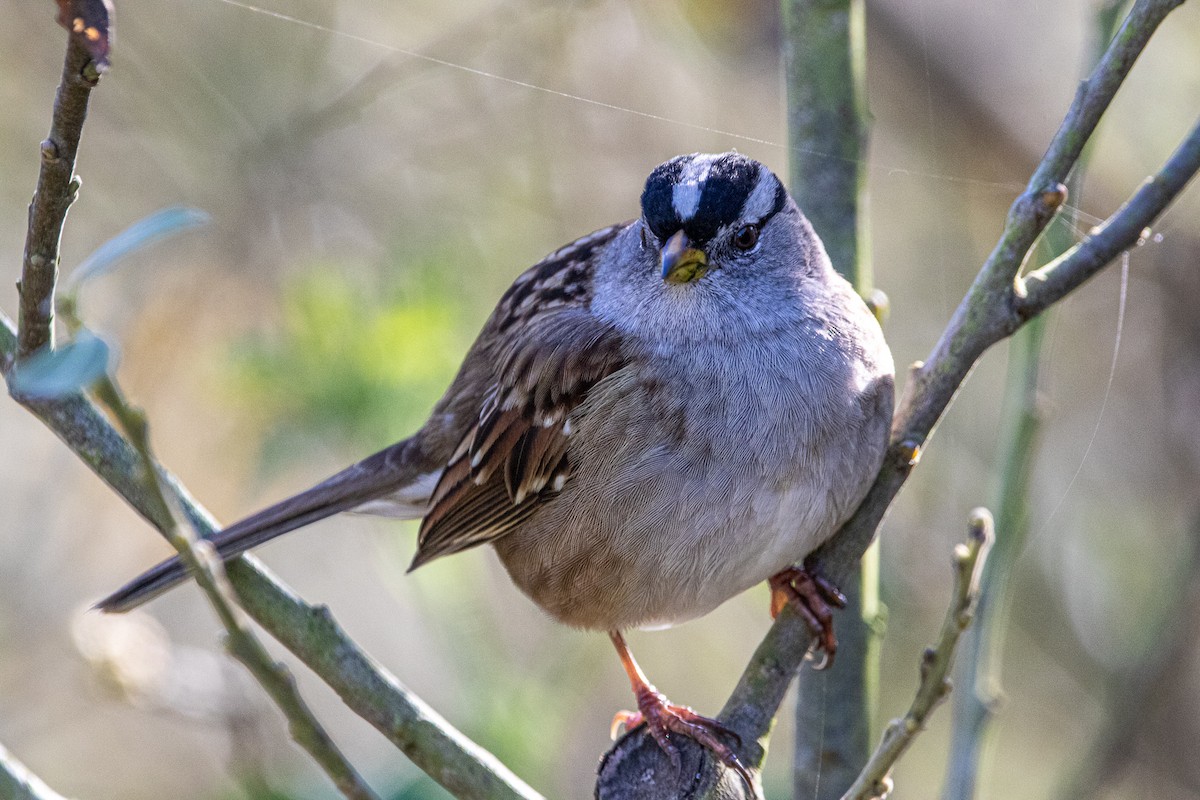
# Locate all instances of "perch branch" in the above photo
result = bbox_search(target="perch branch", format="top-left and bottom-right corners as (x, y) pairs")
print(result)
(87, 372), (380, 800)
(840, 510), (994, 800)
(599, 1), (1199, 795)
(0, 742), (72, 800)
(4, 25), (543, 800)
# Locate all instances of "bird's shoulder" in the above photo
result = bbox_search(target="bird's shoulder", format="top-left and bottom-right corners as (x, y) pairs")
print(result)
(409, 222), (636, 568)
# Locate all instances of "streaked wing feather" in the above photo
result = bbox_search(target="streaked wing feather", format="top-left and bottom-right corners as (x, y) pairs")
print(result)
(413, 311), (627, 568)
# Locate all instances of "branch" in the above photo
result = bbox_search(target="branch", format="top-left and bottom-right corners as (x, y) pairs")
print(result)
(4, 23), (542, 800)
(840, 511), (994, 800)
(87, 373), (380, 800)
(1019, 115), (1200, 314)
(782, 1), (877, 796)
(17, 35), (98, 358)
(2, 309), (543, 800)
(598, 1), (1198, 795)
(0, 742), (71, 800)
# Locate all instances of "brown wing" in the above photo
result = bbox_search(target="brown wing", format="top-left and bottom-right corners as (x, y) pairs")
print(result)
(410, 307), (628, 570)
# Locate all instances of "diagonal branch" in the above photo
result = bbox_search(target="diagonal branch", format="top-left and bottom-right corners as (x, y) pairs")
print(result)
(1, 311), (543, 800)
(598, 1), (1199, 795)
(87, 372), (380, 800)
(0, 741), (72, 800)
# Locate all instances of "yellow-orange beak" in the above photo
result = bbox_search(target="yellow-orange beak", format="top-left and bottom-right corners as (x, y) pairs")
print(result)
(660, 230), (708, 284)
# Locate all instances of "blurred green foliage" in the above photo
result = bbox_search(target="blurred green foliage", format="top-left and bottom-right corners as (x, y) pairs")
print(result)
(228, 253), (473, 469)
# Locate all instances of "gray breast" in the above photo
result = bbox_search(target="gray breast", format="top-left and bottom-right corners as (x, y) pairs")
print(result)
(491, 307), (892, 631)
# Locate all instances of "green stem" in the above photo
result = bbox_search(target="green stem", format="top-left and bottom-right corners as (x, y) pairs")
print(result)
(783, 1), (876, 796)
(943, 6), (1158, 791)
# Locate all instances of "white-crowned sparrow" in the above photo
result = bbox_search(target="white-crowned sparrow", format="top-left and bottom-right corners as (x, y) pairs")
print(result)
(99, 152), (894, 782)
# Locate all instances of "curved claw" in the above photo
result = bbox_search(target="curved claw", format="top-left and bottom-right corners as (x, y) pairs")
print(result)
(768, 562), (846, 670)
(623, 685), (757, 793)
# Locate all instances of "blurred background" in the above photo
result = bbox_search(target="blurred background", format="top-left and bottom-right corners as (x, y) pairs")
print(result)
(2, 1), (1199, 798)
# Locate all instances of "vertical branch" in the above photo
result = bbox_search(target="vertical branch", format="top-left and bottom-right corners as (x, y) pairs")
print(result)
(942, 6), (1127, 796)
(940, 313), (1046, 800)
(841, 511), (994, 800)
(783, 1), (876, 797)
(783, 0), (870, 291)
(18, 36), (98, 359)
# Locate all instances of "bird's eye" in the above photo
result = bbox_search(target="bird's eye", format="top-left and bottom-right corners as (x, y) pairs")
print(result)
(732, 224), (760, 250)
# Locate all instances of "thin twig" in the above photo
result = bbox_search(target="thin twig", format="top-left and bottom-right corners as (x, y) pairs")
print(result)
(4, 25), (542, 800)
(840, 510), (995, 800)
(1, 308), (544, 800)
(0, 742), (72, 800)
(1019, 117), (1200, 313)
(17, 35), (98, 359)
(89, 373), (381, 800)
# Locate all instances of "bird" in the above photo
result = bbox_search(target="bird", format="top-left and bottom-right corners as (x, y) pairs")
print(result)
(98, 152), (894, 785)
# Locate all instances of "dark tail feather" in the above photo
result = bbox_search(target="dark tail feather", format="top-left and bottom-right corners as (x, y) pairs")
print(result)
(97, 439), (427, 613)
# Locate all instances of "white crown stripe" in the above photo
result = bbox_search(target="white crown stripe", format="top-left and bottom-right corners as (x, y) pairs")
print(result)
(741, 165), (778, 221)
(671, 155), (720, 221)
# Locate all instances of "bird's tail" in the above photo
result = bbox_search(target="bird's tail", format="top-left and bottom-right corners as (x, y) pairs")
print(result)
(96, 439), (430, 613)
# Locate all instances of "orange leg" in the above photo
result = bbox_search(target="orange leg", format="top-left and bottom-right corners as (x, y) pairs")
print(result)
(608, 630), (755, 791)
(768, 562), (846, 670)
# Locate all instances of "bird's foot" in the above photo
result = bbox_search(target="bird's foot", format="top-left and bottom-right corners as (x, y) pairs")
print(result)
(612, 683), (754, 791)
(768, 561), (847, 670)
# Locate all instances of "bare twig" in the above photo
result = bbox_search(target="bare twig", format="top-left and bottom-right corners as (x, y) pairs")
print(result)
(2, 308), (544, 800)
(88, 373), (381, 800)
(840, 510), (995, 800)
(17, 35), (98, 359)
(0, 742), (72, 800)
(835, 513), (993, 800)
